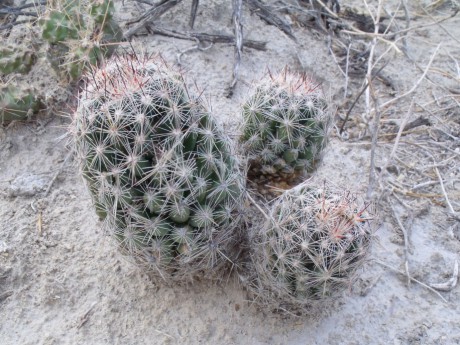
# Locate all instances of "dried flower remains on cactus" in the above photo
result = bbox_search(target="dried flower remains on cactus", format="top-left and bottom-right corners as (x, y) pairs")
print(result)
(71, 53), (246, 282)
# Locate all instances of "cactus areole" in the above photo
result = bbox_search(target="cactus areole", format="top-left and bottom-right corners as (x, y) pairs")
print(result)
(72, 54), (245, 281)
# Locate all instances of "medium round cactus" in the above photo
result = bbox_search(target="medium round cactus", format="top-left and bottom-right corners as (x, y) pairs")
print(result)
(240, 69), (332, 196)
(247, 179), (376, 314)
(71, 54), (246, 282)
(40, 0), (122, 81)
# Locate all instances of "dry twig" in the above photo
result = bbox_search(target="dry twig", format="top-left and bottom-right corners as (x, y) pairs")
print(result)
(389, 202), (412, 287)
(375, 259), (448, 303)
(245, 0), (296, 41)
(229, 0), (244, 94)
(430, 259), (459, 292)
(77, 301), (98, 329)
(434, 167), (456, 215)
(145, 26), (267, 50)
(124, 0), (183, 40)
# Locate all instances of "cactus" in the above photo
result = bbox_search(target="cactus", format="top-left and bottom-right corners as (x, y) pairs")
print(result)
(71, 54), (246, 282)
(240, 69), (332, 196)
(0, 45), (36, 75)
(1, 84), (42, 124)
(40, 0), (122, 81)
(247, 179), (376, 314)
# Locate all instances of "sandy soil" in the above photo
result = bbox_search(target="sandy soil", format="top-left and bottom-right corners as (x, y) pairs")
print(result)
(1, 0), (459, 344)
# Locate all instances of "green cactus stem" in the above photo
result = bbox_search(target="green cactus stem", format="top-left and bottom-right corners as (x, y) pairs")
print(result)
(240, 69), (333, 198)
(247, 179), (377, 314)
(71, 53), (246, 282)
(0, 84), (42, 124)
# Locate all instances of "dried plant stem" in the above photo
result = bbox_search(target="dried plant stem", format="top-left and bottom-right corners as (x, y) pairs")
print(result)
(389, 202), (412, 287)
(189, 0), (199, 28)
(374, 259), (448, 303)
(244, 0), (296, 41)
(434, 167), (456, 215)
(124, 0), (183, 40)
(246, 192), (271, 222)
(430, 260), (459, 292)
(230, 0), (243, 93)
(145, 26), (267, 50)
(366, 79), (381, 200)
(378, 98), (414, 181)
(339, 60), (389, 134)
(380, 43), (441, 109)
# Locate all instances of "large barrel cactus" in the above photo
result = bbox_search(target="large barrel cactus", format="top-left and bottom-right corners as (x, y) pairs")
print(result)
(240, 69), (332, 197)
(71, 54), (246, 282)
(247, 179), (376, 314)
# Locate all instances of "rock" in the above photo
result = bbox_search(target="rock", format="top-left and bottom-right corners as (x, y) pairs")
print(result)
(7, 173), (49, 197)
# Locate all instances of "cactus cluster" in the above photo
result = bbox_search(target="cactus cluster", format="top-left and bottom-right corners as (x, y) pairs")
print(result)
(247, 179), (376, 313)
(70, 51), (375, 312)
(1, 84), (42, 124)
(240, 70), (332, 194)
(72, 54), (246, 281)
(0, 45), (36, 75)
(40, 0), (122, 81)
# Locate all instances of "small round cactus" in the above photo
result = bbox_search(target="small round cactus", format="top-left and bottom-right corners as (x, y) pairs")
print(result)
(71, 53), (246, 282)
(0, 44), (36, 75)
(247, 179), (376, 314)
(240, 69), (332, 196)
(40, 0), (122, 81)
(1, 84), (42, 124)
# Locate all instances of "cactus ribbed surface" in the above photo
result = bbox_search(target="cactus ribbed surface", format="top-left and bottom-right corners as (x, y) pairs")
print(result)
(72, 54), (245, 282)
(240, 69), (332, 197)
(248, 179), (376, 313)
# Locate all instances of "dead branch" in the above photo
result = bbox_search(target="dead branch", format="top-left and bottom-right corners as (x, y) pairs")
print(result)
(124, 0), (184, 40)
(189, 0), (199, 28)
(145, 25), (267, 50)
(245, 0), (296, 41)
(229, 0), (244, 95)
(339, 60), (390, 134)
